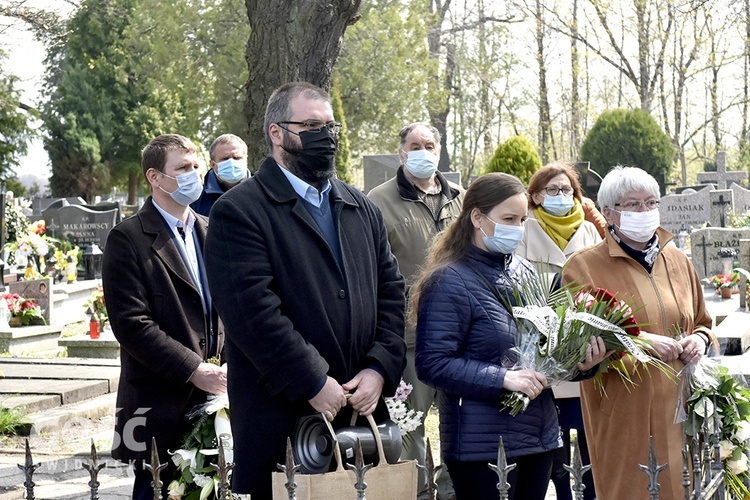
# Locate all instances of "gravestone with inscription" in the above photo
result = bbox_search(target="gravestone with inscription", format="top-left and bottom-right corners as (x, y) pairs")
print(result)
(690, 227), (750, 279)
(57, 205), (117, 250)
(659, 186), (711, 234)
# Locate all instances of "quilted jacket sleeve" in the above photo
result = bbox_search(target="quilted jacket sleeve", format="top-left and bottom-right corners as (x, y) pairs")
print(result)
(415, 266), (511, 405)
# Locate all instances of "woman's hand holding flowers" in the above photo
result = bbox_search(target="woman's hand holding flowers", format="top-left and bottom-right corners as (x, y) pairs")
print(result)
(503, 369), (548, 400)
(576, 336), (613, 372)
(640, 332), (683, 362)
(677, 335), (706, 365)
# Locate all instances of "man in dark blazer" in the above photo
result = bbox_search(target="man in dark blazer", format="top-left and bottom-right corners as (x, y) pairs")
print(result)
(205, 82), (407, 498)
(102, 134), (226, 499)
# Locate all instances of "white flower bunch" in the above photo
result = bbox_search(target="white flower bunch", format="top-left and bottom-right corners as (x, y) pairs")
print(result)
(385, 379), (424, 435)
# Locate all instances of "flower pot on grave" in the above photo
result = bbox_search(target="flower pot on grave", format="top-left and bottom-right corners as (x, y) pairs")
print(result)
(9, 316), (22, 327)
(720, 287), (733, 299)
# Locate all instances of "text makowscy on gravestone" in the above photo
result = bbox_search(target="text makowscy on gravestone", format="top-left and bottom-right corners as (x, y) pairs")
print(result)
(659, 186), (712, 234)
(690, 227), (750, 279)
(57, 205), (117, 250)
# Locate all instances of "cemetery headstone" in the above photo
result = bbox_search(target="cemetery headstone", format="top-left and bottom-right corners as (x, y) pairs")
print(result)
(696, 151), (747, 189)
(731, 183), (750, 215)
(659, 185), (711, 234)
(32, 197), (84, 218)
(690, 226), (750, 279)
(57, 205), (118, 250)
(9, 278), (52, 324)
(710, 189), (734, 227)
(363, 155), (400, 194)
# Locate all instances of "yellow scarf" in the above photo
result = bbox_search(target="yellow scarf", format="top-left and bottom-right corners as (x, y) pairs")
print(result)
(533, 199), (585, 251)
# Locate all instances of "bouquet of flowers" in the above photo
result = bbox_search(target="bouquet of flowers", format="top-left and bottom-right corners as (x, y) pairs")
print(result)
(708, 272), (740, 289)
(83, 286), (108, 329)
(385, 379), (424, 438)
(676, 355), (750, 499)
(0, 292), (46, 326)
(500, 273), (668, 415)
(169, 363), (231, 500)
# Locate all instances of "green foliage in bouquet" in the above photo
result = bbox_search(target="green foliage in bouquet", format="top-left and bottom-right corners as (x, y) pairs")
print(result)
(682, 360), (750, 500)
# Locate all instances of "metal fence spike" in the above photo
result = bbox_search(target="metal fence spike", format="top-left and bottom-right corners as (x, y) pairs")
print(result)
(638, 435), (667, 500)
(210, 432), (235, 500)
(564, 435), (592, 500)
(276, 437), (300, 500)
(346, 438), (372, 500)
(82, 439), (106, 500)
(142, 437), (167, 500)
(488, 436), (516, 500)
(17, 438), (41, 500)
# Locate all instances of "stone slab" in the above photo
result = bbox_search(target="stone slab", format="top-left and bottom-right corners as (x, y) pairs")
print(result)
(0, 325), (62, 356)
(713, 311), (750, 355)
(0, 356), (119, 367)
(28, 392), (116, 436)
(58, 336), (120, 360)
(690, 227), (750, 279)
(0, 394), (61, 414)
(0, 363), (119, 391)
(0, 379), (109, 405)
(51, 279), (102, 326)
(659, 185), (711, 234)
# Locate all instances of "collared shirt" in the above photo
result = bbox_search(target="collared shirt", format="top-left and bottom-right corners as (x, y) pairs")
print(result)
(278, 163), (332, 207)
(152, 200), (204, 300)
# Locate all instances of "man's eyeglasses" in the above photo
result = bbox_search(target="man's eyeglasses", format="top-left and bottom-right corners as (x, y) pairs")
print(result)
(614, 199), (661, 211)
(542, 186), (574, 196)
(277, 121), (342, 137)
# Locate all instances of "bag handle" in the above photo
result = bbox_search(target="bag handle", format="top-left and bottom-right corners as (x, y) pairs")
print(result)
(347, 411), (387, 466)
(321, 410), (389, 472)
(321, 413), (346, 472)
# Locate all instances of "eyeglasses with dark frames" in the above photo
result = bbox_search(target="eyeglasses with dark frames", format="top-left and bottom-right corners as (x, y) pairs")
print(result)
(277, 120), (342, 137)
(542, 186), (574, 196)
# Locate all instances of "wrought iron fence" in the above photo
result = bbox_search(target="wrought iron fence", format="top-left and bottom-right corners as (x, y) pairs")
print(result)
(15, 415), (731, 500)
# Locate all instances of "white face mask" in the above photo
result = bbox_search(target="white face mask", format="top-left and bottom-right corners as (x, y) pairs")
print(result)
(616, 209), (660, 243)
(159, 169), (203, 206)
(403, 149), (439, 179)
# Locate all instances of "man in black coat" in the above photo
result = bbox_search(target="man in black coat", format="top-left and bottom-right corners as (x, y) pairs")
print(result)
(205, 82), (407, 498)
(102, 134), (227, 499)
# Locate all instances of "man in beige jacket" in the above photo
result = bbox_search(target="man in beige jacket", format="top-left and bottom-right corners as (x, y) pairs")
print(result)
(368, 122), (463, 500)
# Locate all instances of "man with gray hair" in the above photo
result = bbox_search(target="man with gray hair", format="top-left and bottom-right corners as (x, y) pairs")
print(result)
(368, 122), (463, 499)
(205, 82), (406, 498)
(191, 133), (250, 216)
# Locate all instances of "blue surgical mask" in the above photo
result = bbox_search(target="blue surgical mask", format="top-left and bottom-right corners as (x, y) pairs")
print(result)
(404, 149), (438, 179)
(216, 158), (248, 184)
(159, 170), (203, 206)
(542, 194), (575, 216)
(481, 215), (525, 254)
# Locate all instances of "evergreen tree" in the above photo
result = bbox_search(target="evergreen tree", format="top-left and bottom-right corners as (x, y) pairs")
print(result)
(580, 109), (674, 179)
(0, 52), (32, 182)
(485, 136), (541, 184)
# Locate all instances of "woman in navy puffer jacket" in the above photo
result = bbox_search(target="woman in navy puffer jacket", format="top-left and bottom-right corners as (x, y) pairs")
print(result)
(412, 173), (608, 500)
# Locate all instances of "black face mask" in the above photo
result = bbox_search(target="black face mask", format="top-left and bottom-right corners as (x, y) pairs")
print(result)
(282, 128), (337, 183)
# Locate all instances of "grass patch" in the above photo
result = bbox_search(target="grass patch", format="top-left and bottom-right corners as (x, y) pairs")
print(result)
(0, 406), (31, 436)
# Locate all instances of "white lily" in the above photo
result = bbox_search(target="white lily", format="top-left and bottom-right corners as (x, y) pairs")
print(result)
(171, 447), (198, 471)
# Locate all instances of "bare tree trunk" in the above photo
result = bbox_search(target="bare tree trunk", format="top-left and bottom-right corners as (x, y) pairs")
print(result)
(535, 0), (551, 164)
(569, 0), (582, 159)
(244, 0), (362, 167)
(708, 22), (722, 149)
(743, 0), (750, 154)
(428, 0), (453, 171)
